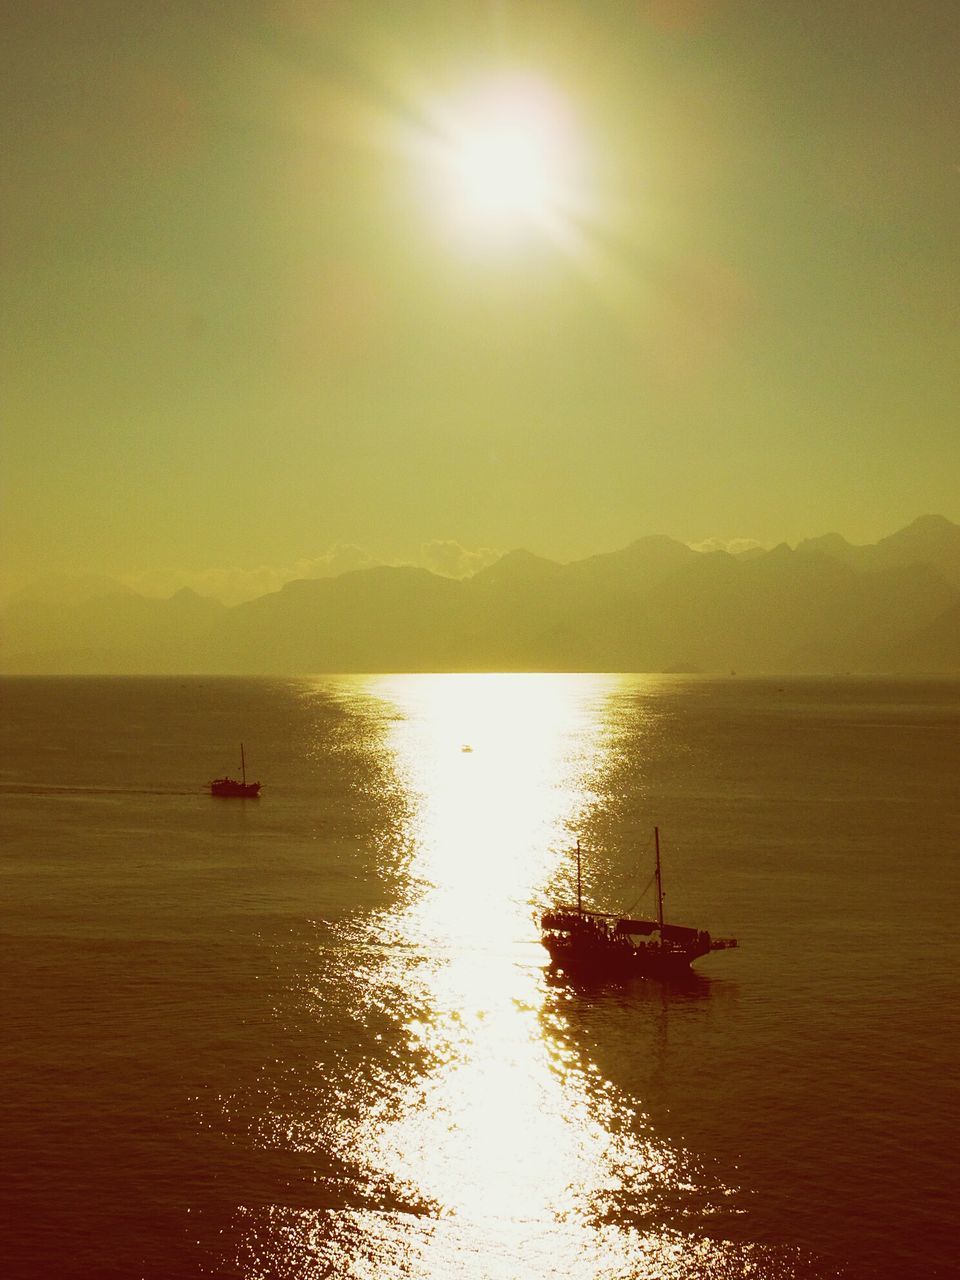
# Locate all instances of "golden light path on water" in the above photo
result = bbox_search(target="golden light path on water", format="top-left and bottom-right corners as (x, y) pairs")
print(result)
(235, 675), (755, 1279)
(354, 674), (626, 1224)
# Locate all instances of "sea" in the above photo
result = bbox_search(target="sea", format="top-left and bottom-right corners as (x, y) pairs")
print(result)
(1, 674), (958, 1279)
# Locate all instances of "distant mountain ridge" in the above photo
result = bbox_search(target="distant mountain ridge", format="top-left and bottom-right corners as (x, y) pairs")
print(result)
(3, 516), (960, 674)
(797, 514), (960, 588)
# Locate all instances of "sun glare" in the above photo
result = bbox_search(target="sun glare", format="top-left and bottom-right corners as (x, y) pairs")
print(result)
(433, 75), (577, 235)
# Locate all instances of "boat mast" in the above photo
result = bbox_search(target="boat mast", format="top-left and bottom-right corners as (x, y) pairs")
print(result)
(654, 826), (665, 931)
(576, 839), (582, 915)
(241, 742), (246, 787)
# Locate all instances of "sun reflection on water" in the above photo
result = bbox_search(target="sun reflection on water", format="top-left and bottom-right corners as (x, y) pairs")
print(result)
(371, 673), (613, 944)
(231, 674), (759, 1278)
(337, 675), (629, 1226)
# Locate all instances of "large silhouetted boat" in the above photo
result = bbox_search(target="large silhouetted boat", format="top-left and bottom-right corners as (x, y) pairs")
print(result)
(540, 829), (737, 979)
(210, 743), (261, 798)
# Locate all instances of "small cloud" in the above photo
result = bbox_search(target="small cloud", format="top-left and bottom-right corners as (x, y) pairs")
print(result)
(419, 540), (501, 579)
(690, 536), (765, 556)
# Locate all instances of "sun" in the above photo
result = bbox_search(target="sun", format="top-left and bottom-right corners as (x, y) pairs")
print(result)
(434, 75), (576, 234)
(454, 126), (550, 218)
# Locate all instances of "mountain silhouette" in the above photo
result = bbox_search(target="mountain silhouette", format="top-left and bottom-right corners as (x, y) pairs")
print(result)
(3, 518), (959, 674)
(797, 514), (960, 587)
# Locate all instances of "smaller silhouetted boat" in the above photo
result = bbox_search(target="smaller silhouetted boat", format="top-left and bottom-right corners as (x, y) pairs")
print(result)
(210, 743), (261, 798)
(540, 829), (737, 979)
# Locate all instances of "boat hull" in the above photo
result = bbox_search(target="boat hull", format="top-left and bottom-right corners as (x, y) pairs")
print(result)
(541, 910), (716, 979)
(210, 779), (261, 797)
(542, 936), (707, 979)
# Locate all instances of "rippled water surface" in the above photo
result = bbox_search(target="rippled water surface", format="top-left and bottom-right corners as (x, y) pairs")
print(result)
(2, 675), (958, 1278)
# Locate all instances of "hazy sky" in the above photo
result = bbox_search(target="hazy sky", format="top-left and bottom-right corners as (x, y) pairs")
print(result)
(3, 0), (959, 599)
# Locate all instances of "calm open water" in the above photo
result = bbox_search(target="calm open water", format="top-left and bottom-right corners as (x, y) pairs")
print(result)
(1, 674), (958, 1279)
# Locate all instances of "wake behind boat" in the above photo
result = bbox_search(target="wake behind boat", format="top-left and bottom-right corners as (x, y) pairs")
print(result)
(210, 743), (261, 798)
(540, 829), (737, 979)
